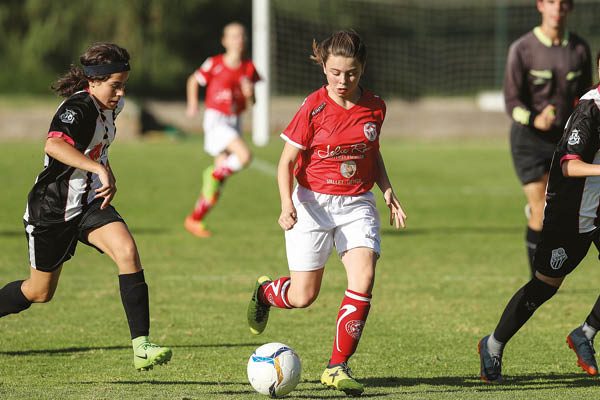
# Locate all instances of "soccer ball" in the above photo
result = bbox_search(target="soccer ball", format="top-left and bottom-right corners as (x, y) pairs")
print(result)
(247, 342), (302, 397)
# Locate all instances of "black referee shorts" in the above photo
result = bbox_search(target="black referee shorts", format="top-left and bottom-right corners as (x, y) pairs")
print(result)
(24, 199), (125, 272)
(510, 123), (558, 185)
(533, 227), (600, 278)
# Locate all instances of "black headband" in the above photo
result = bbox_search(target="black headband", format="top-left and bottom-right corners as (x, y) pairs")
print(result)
(83, 62), (130, 77)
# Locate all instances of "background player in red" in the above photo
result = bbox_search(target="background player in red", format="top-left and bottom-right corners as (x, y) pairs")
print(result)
(504, 0), (591, 276)
(0, 43), (171, 371)
(184, 22), (260, 237)
(246, 31), (406, 396)
(479, 51), (600, 384)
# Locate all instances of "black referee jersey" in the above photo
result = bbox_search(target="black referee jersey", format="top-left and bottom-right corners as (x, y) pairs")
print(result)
(504, 27), (591, 140)
(24, 90), (124, 225)
(544, 86), (600, 234)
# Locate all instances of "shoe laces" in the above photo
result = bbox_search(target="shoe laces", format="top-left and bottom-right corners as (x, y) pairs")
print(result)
(339, 362), (355, 378)
(490, 354), (502, 369)
(139, 342), (160, 351)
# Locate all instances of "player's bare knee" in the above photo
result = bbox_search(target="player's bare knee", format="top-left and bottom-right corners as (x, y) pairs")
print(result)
(240, 150), (252, 167)
(112, 241), (139, 268)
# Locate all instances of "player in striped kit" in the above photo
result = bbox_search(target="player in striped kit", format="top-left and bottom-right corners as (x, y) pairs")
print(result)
(479, 51), (600, 383)
(184, 22), (260, 237)
(246, 31), (406, 396)
(0, 43), (171, 371)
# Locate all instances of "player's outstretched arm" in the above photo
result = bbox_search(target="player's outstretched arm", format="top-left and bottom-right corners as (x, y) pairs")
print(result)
(277, 142), (300, 230)
(562, 159), (600, 178)
(45, 137), (114, 209)
(186, 74), (200, 118)
(375, 150), (406, 229)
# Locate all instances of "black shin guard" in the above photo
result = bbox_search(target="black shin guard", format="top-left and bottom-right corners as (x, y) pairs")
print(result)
(493, 276), (558, 344)
(585, 295), (600, 330)
(526, 227), (542, 277)
(119, 271), (150, 339)
(0, 280), (32, 317)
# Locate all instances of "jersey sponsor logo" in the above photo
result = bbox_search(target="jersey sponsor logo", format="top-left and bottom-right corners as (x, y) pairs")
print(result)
(59, 109), (76, 124)
(567, 129), (581, 145)
(340, 160), (357, 178)
(311, 102), (326, 117)
(345, 319), (365, 340)
(317, 143), (371, 159)
(550, 247), (568, 270)
(363, 122), (378, 141)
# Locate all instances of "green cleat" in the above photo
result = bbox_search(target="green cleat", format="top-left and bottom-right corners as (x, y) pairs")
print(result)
(247, 275), (272, 335)
(320, 362), (364, 396)
(132, 336), (172, 371)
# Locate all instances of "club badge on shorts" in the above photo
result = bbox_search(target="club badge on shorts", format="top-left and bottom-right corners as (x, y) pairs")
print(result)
(550, 247), (568, 270)
(363, 122), (378, 141)
(340, 160), (357, 178)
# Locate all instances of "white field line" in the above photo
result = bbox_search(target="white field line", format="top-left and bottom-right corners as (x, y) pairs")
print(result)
(250, 157), (277, 177)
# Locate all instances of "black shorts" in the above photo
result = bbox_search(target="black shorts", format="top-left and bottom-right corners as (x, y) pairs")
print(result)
(533, 227), (600, 278)
(23, 199), (125, 272)
(510, 123), (558, 185)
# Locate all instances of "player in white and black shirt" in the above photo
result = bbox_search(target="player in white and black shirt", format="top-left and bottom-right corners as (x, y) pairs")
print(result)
(0, 43), (171, 371)
(479, 50), (600, 383)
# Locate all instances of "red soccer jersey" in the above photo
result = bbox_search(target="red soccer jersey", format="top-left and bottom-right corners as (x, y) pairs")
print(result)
(281, 86), (386, 196)
(194, 54), (260, 115)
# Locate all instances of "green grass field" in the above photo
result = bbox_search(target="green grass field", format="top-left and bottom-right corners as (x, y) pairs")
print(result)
(1, 137), (599, 399)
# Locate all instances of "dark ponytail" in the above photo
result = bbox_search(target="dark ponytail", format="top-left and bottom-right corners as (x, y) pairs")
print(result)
(52, 42), (130, 98)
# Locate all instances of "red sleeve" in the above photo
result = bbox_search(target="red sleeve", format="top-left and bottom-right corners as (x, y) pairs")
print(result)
(47, 131), (75, 146)
(195, 57), (213, 86)
(281, 98), (312, 150)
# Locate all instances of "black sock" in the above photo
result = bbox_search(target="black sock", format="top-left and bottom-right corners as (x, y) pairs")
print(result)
(493, 276), (558, 343)
(0, 280), (32, 317)
(526, 227), (542, 277)
(119, 271), (150, 339)
(585, 295), (600, 330)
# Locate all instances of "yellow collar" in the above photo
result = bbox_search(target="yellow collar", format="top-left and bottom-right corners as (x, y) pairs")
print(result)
(534, 26), (569, 47)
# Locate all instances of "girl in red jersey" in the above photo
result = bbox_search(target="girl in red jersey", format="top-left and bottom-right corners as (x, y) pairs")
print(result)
(247, 31), (406, 396)
(184, 22), (260, 237)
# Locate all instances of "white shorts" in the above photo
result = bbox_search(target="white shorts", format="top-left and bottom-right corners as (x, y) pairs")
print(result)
(285, 185), (381, 272)
(203, 108), (241, 156)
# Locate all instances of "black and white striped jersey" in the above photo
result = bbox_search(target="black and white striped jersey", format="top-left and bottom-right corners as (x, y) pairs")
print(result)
(544, 86), (600, 233)
(24, 90), (124, 225)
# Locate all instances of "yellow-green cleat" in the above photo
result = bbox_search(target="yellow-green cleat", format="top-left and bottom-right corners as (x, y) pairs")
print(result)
(247, 275), (272, 335)
(320, 362), (364, 397)
(132, 336), (172, 371)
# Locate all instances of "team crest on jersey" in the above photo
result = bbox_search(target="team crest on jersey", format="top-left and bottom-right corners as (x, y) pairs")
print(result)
(363, 122), (378, 141)
(550, 247), (568, 270)
(60, 109), (76, 124)
(567, 129), (581, 145)
(340, 160), (357, 178)
(345, 320), (365, 339)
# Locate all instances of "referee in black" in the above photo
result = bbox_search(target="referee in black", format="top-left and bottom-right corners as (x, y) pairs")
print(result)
(504, 0), (591, 277)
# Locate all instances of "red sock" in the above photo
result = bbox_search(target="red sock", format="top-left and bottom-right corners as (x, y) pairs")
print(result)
(329, 290), (371, 365)
(259, 277), (293, 309)
(212, 166), (233, 181)
(191, 196), (215, 221)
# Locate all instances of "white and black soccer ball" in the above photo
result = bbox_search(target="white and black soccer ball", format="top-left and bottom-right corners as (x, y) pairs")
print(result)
(247, 342), (301, 397)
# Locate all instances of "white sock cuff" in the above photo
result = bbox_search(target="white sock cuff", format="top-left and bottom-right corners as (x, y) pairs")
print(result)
(225, 154), (243, 172)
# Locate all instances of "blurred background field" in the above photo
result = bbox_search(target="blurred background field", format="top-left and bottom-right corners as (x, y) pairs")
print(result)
(2, 1), (600, 399)
(2, 138), (600, 399)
